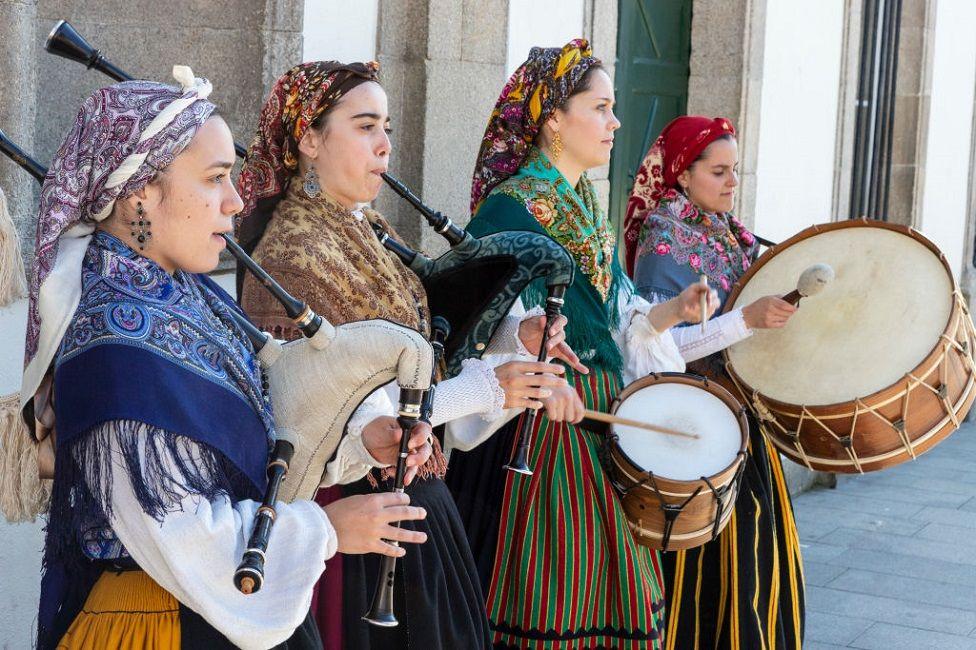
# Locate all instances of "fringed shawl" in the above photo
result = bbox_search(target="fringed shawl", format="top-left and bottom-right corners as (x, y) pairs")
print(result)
(39, 231), (271, 648)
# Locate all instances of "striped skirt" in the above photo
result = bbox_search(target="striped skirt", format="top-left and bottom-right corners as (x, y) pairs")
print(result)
(662, 422), (805, 650)
(487, 369), (666, 649)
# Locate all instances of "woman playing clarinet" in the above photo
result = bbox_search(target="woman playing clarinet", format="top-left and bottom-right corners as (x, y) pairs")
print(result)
(450, 39), (745, 649)
(24, 69), (433, 650)
(623, 116), (803, 649)
(235, 60), (583, 650)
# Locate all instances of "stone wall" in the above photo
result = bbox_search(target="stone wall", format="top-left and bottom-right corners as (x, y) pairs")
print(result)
(0, 0), (304, 264)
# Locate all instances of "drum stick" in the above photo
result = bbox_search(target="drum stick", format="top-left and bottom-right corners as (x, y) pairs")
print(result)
(582, 409), (699, 439)
(699, 274), (708, 333)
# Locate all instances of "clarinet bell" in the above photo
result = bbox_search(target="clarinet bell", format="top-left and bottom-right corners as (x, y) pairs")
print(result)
(362, 558), (398, 627)
(504, 444), (533, 475)
(45, 20), (98, 68)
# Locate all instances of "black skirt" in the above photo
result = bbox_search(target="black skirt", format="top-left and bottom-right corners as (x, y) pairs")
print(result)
(660, 421), (806, 650)
(341, 474), (492, 650)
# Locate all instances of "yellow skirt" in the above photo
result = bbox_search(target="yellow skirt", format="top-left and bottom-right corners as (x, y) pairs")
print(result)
(58, 570), (180, 649)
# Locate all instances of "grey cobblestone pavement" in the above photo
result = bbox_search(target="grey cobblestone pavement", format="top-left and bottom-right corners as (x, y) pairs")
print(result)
(795, 421), (976, 649)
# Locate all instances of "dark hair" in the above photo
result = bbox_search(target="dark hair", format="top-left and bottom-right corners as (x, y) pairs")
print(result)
(690, 133), (735, 166)
(567, 63), (606, 100)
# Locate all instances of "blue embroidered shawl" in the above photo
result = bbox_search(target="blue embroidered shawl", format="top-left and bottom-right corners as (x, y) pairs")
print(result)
(40, 231), (273, 648)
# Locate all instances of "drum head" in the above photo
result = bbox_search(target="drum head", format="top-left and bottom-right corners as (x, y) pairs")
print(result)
(728, 226), (953, 405)
(615, 382), (743, 481)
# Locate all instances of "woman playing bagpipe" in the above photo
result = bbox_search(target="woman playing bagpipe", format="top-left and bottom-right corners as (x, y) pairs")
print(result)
(447, 39), (743, 649)
(234, 61), (583, 649)
(623, 116), (804, 649)
(24, 68), (435, 650)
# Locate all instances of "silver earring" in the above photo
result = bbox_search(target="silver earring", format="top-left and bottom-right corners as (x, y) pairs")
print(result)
(303, 167), (321, 198)
(129, 202), (152, 251)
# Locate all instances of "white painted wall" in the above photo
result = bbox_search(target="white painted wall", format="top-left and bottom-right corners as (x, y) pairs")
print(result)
(506, 0), (586, 76)
(753, 0), (845, 243)
(918, 0), (976, 279)
(303, 0), (379, 63)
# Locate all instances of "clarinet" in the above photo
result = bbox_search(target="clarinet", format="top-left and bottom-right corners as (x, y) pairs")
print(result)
(503, 287), (567, 475)
(363, 316), (449, 627)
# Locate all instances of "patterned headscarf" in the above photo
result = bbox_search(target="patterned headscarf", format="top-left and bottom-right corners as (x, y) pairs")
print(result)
(23, 67), (215, 405)
(235, 60), (380, 253)
(622, 116), (741, 276)
(469, 38), (599, 213)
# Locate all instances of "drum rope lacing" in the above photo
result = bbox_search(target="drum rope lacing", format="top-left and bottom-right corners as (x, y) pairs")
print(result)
(724, 292), (976, 472)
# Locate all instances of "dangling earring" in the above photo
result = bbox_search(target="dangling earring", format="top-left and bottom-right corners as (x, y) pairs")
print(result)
(551, 131), (564, 161)
(129, 201), (152, 251)
(303, 167), (321, 198)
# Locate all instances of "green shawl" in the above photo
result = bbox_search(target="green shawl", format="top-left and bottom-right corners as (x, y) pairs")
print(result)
(468, 148), (633, 373)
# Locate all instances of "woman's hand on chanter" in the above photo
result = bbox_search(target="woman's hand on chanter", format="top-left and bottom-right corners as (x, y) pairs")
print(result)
(361, 417), (433, 486)
(324, 492), (428, 557)
(741, 295), (797, 329)
(540, 383), (585, 423)
(518, 314), (589, 374)
(494, 360), (569, 410)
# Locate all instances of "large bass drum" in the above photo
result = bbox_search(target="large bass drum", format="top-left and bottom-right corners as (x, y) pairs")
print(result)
(724, 220), (976, 473)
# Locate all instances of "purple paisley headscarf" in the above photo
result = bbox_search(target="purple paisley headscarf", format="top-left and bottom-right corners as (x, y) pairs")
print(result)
(22, 66), (215, 405)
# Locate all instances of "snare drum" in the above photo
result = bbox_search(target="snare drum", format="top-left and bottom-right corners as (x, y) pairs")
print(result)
(605, 373), (749, 551)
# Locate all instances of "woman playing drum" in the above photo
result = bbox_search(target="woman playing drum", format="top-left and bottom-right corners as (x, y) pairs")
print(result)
(623, 115), (805, 650)
(450, 39), (734, 649)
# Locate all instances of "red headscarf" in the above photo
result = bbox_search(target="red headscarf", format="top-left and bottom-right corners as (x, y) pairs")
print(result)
(622, 116), (736, 275)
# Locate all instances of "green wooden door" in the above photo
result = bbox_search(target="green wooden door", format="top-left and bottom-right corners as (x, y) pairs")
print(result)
(609, 0), (693, 233)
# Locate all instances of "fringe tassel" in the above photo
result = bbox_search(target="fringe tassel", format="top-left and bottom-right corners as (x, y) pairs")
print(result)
(0, 187), (27, 307)
(0, 392), (51, 523)
(367, 435), (450, 488)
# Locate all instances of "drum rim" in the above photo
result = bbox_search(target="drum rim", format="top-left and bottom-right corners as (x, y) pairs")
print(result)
(608, 372), (749, 487)
(722, 219), (960, 410)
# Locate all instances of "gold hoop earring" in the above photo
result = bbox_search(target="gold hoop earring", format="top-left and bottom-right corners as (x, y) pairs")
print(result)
(551, 131), (563, 161)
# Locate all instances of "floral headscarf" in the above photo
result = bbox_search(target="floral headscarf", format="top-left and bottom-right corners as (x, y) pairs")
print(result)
(23, 67), (215, 405)
(235, 60), (380, 254)
(469, 38), (598, 213)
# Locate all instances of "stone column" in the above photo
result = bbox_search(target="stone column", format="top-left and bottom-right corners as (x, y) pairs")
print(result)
(0, 0), (38, 262)
(376, 0), (508, 254)
(889, 0), (934, 226)
(583, 0), (617, 213)
(686, 0), (767, 230)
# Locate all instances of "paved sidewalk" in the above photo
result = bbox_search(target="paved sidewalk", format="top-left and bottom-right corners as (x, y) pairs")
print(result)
(795, 421), (976, 649)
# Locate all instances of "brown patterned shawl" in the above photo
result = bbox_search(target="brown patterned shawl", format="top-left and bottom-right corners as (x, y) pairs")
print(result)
(240, 181), (447, 481)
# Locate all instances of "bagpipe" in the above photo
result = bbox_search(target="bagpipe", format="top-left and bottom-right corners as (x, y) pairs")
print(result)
(0, 126), (434, 596)
(43, 18), (577, 477)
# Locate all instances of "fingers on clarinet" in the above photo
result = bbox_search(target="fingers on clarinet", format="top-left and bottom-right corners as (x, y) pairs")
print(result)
(526, 399), (544, 410)
(387, 527), (427, 545)
(385, 505), (427, 522)
(377, 491), (411, 506)
(376, 542), (407, 557)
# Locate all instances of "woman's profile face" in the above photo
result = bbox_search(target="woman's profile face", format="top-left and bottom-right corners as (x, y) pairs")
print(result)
(300, 81), (392, 209)
(551, 69), (620, 171)
(111, 116), (243, 275)
(678, 137), (739, 214)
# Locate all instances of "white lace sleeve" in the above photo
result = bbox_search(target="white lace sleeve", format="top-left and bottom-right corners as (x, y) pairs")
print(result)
(430, 358), (506, 426)
(669, 309), (753, 362)
(483, 299), (539, 358)
(320, 388), (393, 487)
(613, 293), (685, 383)
(99, 424), (334, 650)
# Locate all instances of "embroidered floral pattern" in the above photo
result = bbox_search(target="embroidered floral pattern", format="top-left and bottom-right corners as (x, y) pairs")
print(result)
(494, 148), (616, 301)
